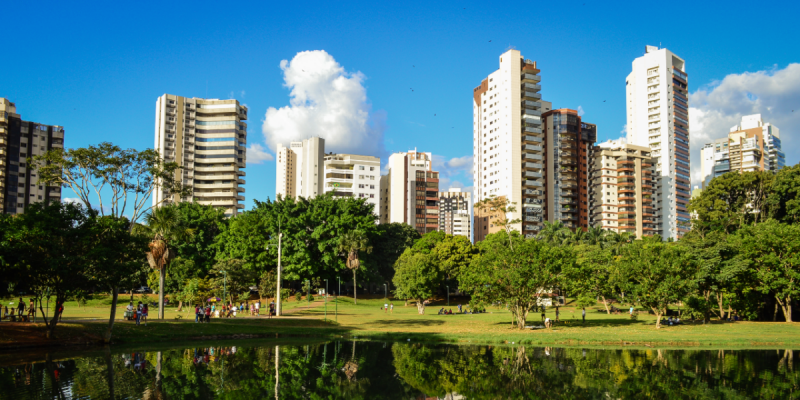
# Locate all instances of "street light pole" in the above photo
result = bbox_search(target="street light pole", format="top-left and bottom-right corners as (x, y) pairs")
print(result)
(276, 232), (283, 316)
(447, 285), (449, 307)
(306, 279), (310, 306)
(383, 284), (387, 299)
(324, 279), (328, 322)
(222, 270), (227, 306)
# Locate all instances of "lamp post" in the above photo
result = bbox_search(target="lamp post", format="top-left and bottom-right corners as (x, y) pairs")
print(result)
(222, 270), (227, 306)
(324, 279), (328, 322)
(306, 279), (310, 306)
(275, 232), (284, 316)
(336, 276), (340, 322)
(383, 284), (387, 299)
(446, 285), (449, 307)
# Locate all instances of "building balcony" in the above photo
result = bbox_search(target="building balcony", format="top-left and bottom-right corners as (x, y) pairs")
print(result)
(523, 91), (542, 100)
(523, 100), (541, 109)
(524, 126), (542, 134)
(523, 135), (542, 144)
(524, 144), (543, 152)
(521, 73), (541, 83)
(525, 215), (543, 222)
(524, 162), (543, 170)
(524, 189), (543, 196)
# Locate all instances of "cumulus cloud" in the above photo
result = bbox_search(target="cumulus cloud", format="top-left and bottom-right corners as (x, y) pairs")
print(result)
(246, 143), (274, 164)
(577, 106), (585, 117)
(262, 50), (387, 158)
(432, 154), (474, 194)
(63, 197), (83, 205)
(689, 63), (800, 185)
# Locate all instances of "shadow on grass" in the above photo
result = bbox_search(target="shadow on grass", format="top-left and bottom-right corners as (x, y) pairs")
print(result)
(368, 319), (445, 328)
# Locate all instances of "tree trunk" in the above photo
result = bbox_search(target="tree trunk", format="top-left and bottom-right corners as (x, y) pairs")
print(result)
(774, 302), (779, 322)
(177, 300), (183, 312)
(415, 300), (425, 315)
(159, 267), (166, 319)
(652, 308), (663, 329)
(716, 292), (725, 321)
(104, 288), (119, 344)
(703, 290), (712, 323)
(104, 346), (115, 400)
(777, 295), (793, 323)
(352, 270), (357, 305)
(513, 305), (528, 329)
(601, 296), (611, 314)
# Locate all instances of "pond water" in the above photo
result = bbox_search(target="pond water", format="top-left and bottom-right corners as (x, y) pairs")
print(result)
(0, 339), (797, 399)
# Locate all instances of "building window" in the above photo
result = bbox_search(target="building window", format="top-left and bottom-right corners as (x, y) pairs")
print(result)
(359, 166), (365, 170)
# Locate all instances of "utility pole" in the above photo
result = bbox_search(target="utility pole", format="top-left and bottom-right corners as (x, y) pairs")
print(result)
(447, 285), (450, 307)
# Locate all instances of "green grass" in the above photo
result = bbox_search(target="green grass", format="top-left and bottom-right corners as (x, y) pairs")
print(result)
(2, 295), (799, 349)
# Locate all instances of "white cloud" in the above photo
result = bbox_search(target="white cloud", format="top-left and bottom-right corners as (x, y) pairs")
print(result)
(246, 143), (274, 164)
(262, 50), (387, 158)
(240, 90), (246, 99)
(432, 154), (474, 193)
(63, 197), (83, 205)
(620, 124), (628, 135)
(689, 63), (800, 185)
(577, 106), (585, 117)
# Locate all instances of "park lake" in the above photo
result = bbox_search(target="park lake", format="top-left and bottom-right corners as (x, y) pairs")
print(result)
(0, 338), (797, 399)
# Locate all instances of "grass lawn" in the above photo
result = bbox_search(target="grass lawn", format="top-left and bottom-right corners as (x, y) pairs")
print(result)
(1, 294), (799, 349)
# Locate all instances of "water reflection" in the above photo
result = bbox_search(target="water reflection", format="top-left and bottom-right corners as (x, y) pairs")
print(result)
(0, 341), (797, 399)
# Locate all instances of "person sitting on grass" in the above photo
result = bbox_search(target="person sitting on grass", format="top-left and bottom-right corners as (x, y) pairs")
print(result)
(438, 308), (444, 315)
(545, 317), (552, 329)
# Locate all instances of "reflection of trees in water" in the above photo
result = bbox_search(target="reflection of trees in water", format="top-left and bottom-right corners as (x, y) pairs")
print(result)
(0, 344), (798, 399)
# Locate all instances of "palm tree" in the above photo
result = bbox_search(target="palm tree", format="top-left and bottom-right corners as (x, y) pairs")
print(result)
(605, 231), (634, 255)
(143, 205), (193, 319)
(337, 230), (372, 305)
(585, 225), (608, 247)
(566, 228), (587, 245)
(537, 221), (570, 245)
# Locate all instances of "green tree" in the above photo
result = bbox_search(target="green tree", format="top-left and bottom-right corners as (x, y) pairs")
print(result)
(84, 215), (149, 342)
(369, 223), (421, 285)
(733, 220), (800, 322)
(460, 232), (575, 329)
(407, 231), (478, 281)
(563, 244), (617, 314)
(689, 170), (774, 233)
(679, 229), (741, 322)
(392, 250), (442, 314)
(142, 205), (194, 319)
(173, 202), (228, 276)
(338, 230), (373, 305)
(209, 259), (257, 304)
(767, 163), (800, 224)
(616, 239), (697, 328)
(258, 269), (278, 304)
(3, 203), (93, 338)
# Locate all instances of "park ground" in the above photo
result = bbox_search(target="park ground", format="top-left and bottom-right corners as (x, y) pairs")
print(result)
(1, 294), (799, 350)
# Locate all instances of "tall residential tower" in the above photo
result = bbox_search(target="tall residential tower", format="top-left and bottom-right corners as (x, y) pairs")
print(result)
(275, 137), (324, 200)
(379, 150), (439, 235)
(0, 98), (64, 214)
(626, 46), (691, 240)
(153, 94), (247, 217)
(473, 49), (553, 241)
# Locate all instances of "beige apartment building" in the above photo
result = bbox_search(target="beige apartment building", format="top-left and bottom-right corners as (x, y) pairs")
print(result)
(275, 137), (324, 200)
(438, 188), (472, 240)
(153, 94), (247, 217)
(323, 153), (380, 211)
(380, 150), (440, 235)
(0, 98), (64, 214)
(589, 141), (656, 238)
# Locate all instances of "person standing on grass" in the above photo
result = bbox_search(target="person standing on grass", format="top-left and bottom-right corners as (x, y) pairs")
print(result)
(256, 301), (260, 316)
(582, 307), (586, 323)
(195, 305), (201, 323)
(57, 302), (64, 322)
(28, 299), (35, 321)
(17, 298), (25, 318)
(142, 304), (149, 326)
(555, 306), (560, 323)
(205, 305), (211, 323)
(384, 303), (388, 313)
(390, 303), (394, 314)
(629, 306), (634, 316)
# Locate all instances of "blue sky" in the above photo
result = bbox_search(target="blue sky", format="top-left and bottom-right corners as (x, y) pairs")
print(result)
(4, 0), (799, 214)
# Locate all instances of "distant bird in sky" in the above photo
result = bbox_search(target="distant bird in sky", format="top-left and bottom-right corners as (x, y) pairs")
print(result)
(434, 114), (437, 116)
(603, 100), (606, 102)
(489, 40), (492, 42)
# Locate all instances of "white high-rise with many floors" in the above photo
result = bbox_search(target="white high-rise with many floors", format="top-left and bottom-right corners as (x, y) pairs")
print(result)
(626, 46), (691, 240)
(275, 137), (324, 200)
(473, 49), (552, 241)
(153, 94), (247, 217)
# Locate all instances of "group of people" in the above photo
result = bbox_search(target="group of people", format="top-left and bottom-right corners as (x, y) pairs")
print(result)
(193, 301), (279, 323)
(2, 298), (64, 323)
(437, 304), (487, 315)
(125, 302), (149, 326)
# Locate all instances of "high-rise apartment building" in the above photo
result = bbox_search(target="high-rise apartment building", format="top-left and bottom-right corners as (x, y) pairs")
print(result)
(589, 141), (656, 238)
(473, 49), (553, 241)
(275, 137), (324, 200)
(153, 94), (247, 217)
(379, 150), (439, 235)
(323, 153), (380, 210)
(438, 188), (472, 240)
(0, 98), (64, 214)
(542, 109), (596, 231)
(699, 114), (785, 186)
(626, 45), (691, 240)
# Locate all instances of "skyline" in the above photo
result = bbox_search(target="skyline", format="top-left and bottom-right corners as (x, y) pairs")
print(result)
(3, 0), (799, 213)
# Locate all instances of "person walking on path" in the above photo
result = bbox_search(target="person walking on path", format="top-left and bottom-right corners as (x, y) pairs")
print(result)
(458, 304), (462, 314)
(384, 303), (388, 313)
(582, 307), (586, 323)
(204, 305), (211, 323)
(195, 305), (201, 323)
(390, 303), (394, 314)
(269, 302), (275, 319)
(136, 302), (143, 326)
(28, 299), (35, 321)
(17, 298), (25, 320)
(629, 306), (634, 316)
(57, 302), (64, 322)
(255, 301), (260, 316)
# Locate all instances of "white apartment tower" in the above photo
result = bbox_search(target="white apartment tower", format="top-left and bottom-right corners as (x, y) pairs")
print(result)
(275, 137), (324, 200)
(438, 188), (472, 241)
(473, 49), (552, 241)
(323, 153), (381, 211)
(626, 46), (691, 240)
(153, 94), (247, 217)
(379, 150), (440, 235)
(700, 114), (784, 187)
